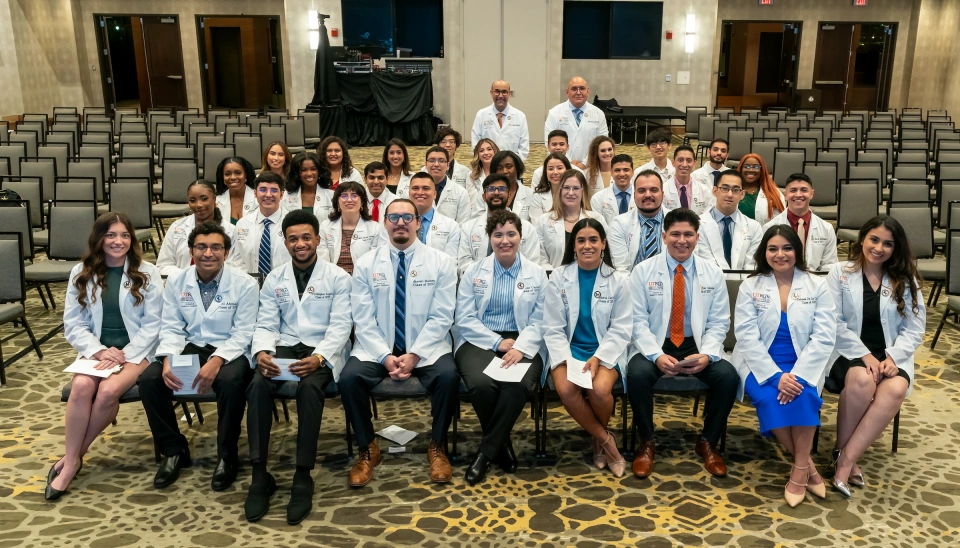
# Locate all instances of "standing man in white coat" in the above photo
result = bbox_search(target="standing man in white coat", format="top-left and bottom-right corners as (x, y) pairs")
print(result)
(139, 222), (259, 492)
(364, 161), (396, 225)
(398, 146), (472, 223)
(696, 171), (763, 271)
(591, 154), (636, 225)
(408, 172), (460, 258)
(635, 128), (675, 184)
(626, 208), (737, 479)
(471, 79), (530, 162)
(763, 173), (838, 271)
(228, 172), (295, 275)
(340, 199), (460, 487)
(544, 77), (608, 165)
(245, 210), (353, 524)
(608, 170), (667, 273)
(661, 145), (714, 214)
(691, 138), (730, 188)
(458, 174), (541, 274)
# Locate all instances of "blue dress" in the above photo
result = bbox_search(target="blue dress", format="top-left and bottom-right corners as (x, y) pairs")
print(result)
(744, 311), (822, 437)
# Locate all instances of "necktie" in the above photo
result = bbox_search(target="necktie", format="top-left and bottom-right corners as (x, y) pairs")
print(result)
(394, 251), (407, 354)
(797, 218), (806, 243)
(258, 218), (273, 276)
(712, 170), (722, 186)
(573, 108), (583, 126)
(635, 218), (659, 265)
(418, 222), (427, 244)
(721, 216), (733, 267)
(372, 198), (380, 222)
(497, 112), (503, 128)
(670, 264), (686, 347)
(679, 185), (689, 209)
(617, 191), (629, 215)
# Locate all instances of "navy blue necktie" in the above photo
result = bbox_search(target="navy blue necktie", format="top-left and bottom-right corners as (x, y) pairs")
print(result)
(394, 251), (407, 355)
(617, 191), (629, 214)
(712, 170), (722, 186)
(721, 216), (733, 267)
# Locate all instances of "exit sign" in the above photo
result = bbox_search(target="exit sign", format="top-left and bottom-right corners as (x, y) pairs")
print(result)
(853, 0), (868, 5)
(758, 0), (773, 4)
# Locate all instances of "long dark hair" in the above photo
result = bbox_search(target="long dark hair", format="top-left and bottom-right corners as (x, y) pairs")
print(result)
(214, 156), (256, 195)
(260, 141), (292, 180)
(329, 180), (372, 222)
(535, 152), (572, 194)
(560, 218), (614, 273)
(317, 136), (354, 179)
(381, 138), (410, 176)
(73, 213), (149, 310)
(287, 152), (332, 193)
(187, 179), (223, 223)
(848, 215), (922, 317)
(751, 224), (809, 277)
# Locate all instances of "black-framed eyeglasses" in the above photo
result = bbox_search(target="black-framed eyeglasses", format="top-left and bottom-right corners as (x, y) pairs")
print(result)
(385, 213), (417, 224)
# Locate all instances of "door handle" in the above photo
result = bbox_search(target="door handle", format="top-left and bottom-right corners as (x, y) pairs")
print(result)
(166, 75), (183, 80)
(814, 80), (843, 85)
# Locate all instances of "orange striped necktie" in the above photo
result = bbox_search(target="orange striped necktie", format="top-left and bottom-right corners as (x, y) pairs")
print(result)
(670, 264), (685, 347)
(497, 112), (503, 128)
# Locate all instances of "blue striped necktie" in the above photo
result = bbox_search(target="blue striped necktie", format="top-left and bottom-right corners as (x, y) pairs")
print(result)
(394, 251), (407, 354)
(573, 108), (583, 126)
(258, 218), (273, 276)
(635, 217), (659, 265)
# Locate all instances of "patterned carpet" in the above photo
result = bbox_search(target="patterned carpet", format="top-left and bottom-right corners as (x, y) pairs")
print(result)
(2, 142), (959, 547)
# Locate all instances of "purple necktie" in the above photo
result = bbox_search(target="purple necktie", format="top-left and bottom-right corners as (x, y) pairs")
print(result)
(679, 185), (689, 209)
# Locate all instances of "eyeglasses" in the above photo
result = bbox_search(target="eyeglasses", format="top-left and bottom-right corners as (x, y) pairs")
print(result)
(491, 89), (510, 96)
(741, 164), (762, 170)
(649, 141), (670, 149)
(485, 185), (509, 194)
(560, 185), (582, 193)
(716, 185), (743, 194)
(193, 244), (224, 253)
(439, 138), (457, 145)
(385, 213), (417, 224)
(426, 158), (448, 165)
(339, 192), (360, 201)
(568, 86), (587, 92)
(257, 187), (281, 195)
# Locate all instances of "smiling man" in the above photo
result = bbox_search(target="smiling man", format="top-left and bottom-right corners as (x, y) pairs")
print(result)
(762, 173), (838, 271)
(458, 174), (541, 275)
(364, 161), (396, 224)
(544, 77), (609, 166)
(691, 138), (731, 188)
(407, 172), (460, 258)
(661, 145), (713, 214)
(607, 170), (666, 273)
(695, 170), (763, 271)
(398, 146), (472, 223)
(471, 79), (530, 161)
(229, 172), (302, 274)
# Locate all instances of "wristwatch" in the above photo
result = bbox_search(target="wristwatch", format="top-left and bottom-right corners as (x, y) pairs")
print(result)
(313, 353), (326, 366)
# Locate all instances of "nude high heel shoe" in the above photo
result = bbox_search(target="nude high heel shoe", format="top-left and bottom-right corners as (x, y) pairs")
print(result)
(785, 464), (809, 507)
(601, 431), (625, 478)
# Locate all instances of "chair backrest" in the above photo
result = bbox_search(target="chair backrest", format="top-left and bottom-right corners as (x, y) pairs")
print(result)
(224, 124), (251, 144)
(900, 129), (926, 142)
(0, 202), (34, 260)
(838, 180), (880, 229)
(727, 128), (753, 162)
(897, 150), (927, 164)
(858, 150), (888, 182)
(78, 143), (111, 178)
(848, 162), (883, 197)
(157, 133), (187, 163)
(888, 180), (930, 204)
(203, 144), (235, 176)
(746, 120), (769, 136)
(773, 149), (805, 187)
(45, 132), (75, 157)
(809, 120), (833, 142)
(115, 159), (152, 186)
(298, 110), (321, 139)
(937, 150), (960, 164)
(176, 108), (200, 126)
(22, 113), (48, 133)
(214, 114), (239, 134)
(797, 128), (824, 150)
(160, 160), (198, 203)
(947, 201), (960, 231)
(118, 132), (149, 146)
(778, 119), (800, 139)
(947, 229), (960, 295)
(259, 125), (287, 153)
(235, 134), (262, 167)
(163, 143), (196, 161)
(247, 115), (270, 133)
(121, 143), (153, 160)
(741, 106), (761, 120)
(750, 139), (778, 171)
(0, 142), (27, 176)
(55, 178), (97, 202)
(10, 130), (39, 157)
(802, 161), (838, 206)
(82, 131), (113, 148)
(938, 186), (960, 228)
(0, 158), (7, 176)
(68, 157), (106, 201)
(887, 202), (934, 258)
(48, 200), (97, 260)
(0, 179), (42, 231)
(109, 178), (153, 229)
(195, 133), (226, 169)
(937, 163), (960, 186)
(267, 110), (289, 125)
(838, 121), (862, 145)
(893, 163), (928, 181)
(149, 115), (175, 144)
(788, 138), (817, 162)
(685, 107), (707, 134)
(763, 128), (789, 148)
(20, 157), (57, 205)
(864, 140), (894, 174)
(281, 117), (306, 147)
(698, 114), (718, 143)
(713, 120), (736, 144)
(189, 124), (216, 145)
(0, 232), (26, 303)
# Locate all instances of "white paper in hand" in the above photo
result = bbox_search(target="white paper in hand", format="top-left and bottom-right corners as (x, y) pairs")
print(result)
(482, 356), (533, 383)
(271, 358), (301, 382)
(376, 425), (418, 446)
(63, 359), (121, 378)
(566, 358), (593, 389)
(172, 354), (201, 395)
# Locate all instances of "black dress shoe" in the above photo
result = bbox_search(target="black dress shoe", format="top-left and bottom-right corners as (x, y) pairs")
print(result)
(47, 458), (82, 486)
(465, 452), (491, 486)
(496, 440), (518, 473)
(244, 472), (277, 522)
(286, 477), (315, 525)
(211, 458), (238, 492)
(154, 451), (192, 489)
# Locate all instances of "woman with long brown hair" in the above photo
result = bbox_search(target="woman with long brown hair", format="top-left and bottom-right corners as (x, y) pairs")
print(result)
(381, 138), (412, 194)
(535, 169), (606, 268)
(737, 153), (785, 225)
(51, 213), (164, 500)
(467, 138), (500, 213)
(261, 141), (292, 181)
(584, 135), (616, 195)
(529, 152), (572, 222)
(317, 136), (362, 189)
(318, 181), (387, 275)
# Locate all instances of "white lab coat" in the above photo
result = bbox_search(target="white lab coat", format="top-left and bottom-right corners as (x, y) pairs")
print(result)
(528, 190), (553, 223)
(367, 188), (398, 226)
(63, 260), (164, 365)
(252, 260), (353, 380)
(535, 210), (607, 269)
(826, 262), (925, 396)
(216, 186), (257, 223)
(696, 207), (764, 271)
(466, 168), (489, 213)
(453, 253), (547, 360)
(334, 166), (364, 186)
(155, 265), (260, 363)
(635, 159), (675, 186)
(607, 209), (667, 273)
(468, 182), (533, 221)
(156, 215), (237, 278)
(408, 162), (472, 196)
(590, 185), (635, 225)
(283, 187), (336, 220)
(397, 176), (473, 223)
(691, 164), (730, 188)
(732, 269), (836, 399)
(763, 211), (838, 271)
(318, 217), (388, 266)
(529, 164), (583, 203)
(544, 101), (609, 164)
(747, 187), (785, 226)
(542, 263), (632, 384)
(661, 178), (715, 214)
(458, 214), (541, 275)
(227, 209), (295, 274)
(350, 241), (457, 367)
(471, 103), (530, 161)
(628, 254), (729, 363)
(422, 210), (461, 259)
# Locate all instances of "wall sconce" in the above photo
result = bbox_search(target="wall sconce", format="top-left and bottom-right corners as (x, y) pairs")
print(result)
(684, 13), (696, 53)
(308, 9), (320, 50)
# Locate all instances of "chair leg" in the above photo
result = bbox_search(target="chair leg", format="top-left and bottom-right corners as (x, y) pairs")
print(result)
(531, 396), (540, 456)
(35, 286), (49, 309)
(451, 401), (460, 458)
(620, 396), (629, 454)
(892, 410), (900, 453)
(21, 316), (43, 359)
(931, 309), (949, 349)
(272, 402), (280, 423)
(282, 400), (290, 422)
(932, 282), (943, 307)
(193, 402), (204, 424)
(693, 394), (701, 417)
(371, 398), (379, 420)
(539, 390), (548, 455)
(44, 283), (56, 309)
(179, 401), (193, 426)
(812, 425), (820, 454)
(345, 419), (353, 457)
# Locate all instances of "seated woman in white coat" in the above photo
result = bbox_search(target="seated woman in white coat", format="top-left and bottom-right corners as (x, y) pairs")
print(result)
(156, 180), (236, 278)
(318, 181), (388, 275)
(382, 138), (413, 194)
(528, 152), (572, 222)
(543, 218), (631, 477)
(734, 225), (836, 507)
(826, 216), (925, 497)
(736, 154), (785, 226)
(583, 135), (615, 194)
(317, 136), (363, 189)
(284, 152), (335, 219)
(51, 213), (163, 500)
(454, 210), (548, 486)
(535, 169), (606, 269)
(214, 156), (258, 225)
(490, 150), (533, 221)
(467, 138), (500, 214)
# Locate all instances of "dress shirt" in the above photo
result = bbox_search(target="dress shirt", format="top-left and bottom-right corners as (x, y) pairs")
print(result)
(196, 267), (224, 310)
(418, 207), (436, 243)
(483, 256), (522, 349)
(435, 177), (448, 202)
(786, 210), (812, 244)
(636, 210), (665, 264)
(292, 259), (317, 298)
(614, 185), (632, 213)
(675, 178), (694, 208)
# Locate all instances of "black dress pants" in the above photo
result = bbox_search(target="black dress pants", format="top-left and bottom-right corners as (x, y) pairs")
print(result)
(455, 332), (543, 460)
(138, 343), (253, 462)
(626, 336), (738, 445)
(338, 353), (459, 447)
(246, 343), (333, 469)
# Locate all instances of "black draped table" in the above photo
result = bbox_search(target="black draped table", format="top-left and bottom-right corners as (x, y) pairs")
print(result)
(306, 71), (435, 147)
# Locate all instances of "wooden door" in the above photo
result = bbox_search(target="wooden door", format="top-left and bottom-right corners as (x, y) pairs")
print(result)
(812, 23), (855, 111)
(140, 16), (188, 108)
(777, 23), (801, 107)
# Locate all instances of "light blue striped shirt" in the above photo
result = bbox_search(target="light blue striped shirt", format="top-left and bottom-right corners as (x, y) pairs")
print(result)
(482, 256), (521, 350)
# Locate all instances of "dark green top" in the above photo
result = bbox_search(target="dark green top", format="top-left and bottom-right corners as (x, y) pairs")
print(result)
(739, 188), (759, 220)
(230, 217), (239, 226)
(100, 266), (130, 349)
(302, 206), (314, 215)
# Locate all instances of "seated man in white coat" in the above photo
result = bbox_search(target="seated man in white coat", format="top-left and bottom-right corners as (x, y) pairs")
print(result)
(608, 170), (667, 273)
(471, 79), (530, 162)
(763, 173), (838, 271)
(245, 210), (353, 524)
(691, 138), (730, 188)
(627, 208), (738, 479)
(530, 130), (582, 188)
(591, 153), (636, 225)
(228, 172), (295, 275)
(364, 161), (396, 224)
(458, 174), (541, 275)
(408, 172), (460, 258)
(340, 199), (460, 487)
(696, 171), (763, 272)
(398, 146), (472, 223)
(544, 77), (608, 166)
(139, 221), (259, 492)
(662, 145), (714, 214)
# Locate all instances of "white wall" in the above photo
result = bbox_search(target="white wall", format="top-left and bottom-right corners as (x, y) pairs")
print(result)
(0, 0), (25, 116)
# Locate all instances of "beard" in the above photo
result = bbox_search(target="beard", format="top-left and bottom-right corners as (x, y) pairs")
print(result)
(486, 199), (507, 211)
(392, 234), (411, 245)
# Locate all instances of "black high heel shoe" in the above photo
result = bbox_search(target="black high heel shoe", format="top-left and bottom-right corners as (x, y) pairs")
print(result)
(47, 458), (82, 486)
(45, 463), (81, 501)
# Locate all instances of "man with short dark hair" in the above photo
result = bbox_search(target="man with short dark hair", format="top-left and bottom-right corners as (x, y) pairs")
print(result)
(662, 145), (714, 215)
(458, 174), (541, 274)
(529, 130), (584, 188)
(398, 146), (472, 223)
(635, 127), (675, 184)
(696, 170), (763, 271)
(471, 79), (530, 161)
(591, 153), (636, 224)
(433, 127), (471, 191)
(691, 138), (730, 188)
(408, 172), (460, 258)
(364, 161), (395, 224)
(762, 173), (838, 270)
(229, 172), (301, 274)
(608, 170), (666, 273)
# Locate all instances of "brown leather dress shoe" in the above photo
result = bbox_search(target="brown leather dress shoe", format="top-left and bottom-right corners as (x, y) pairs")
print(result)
(427, 440), (452, 483)
(349, 441), (382, 487)
(632, 440), (655, 478)
(695, 440), (727, 477)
